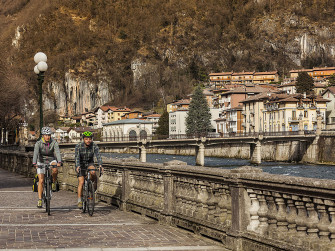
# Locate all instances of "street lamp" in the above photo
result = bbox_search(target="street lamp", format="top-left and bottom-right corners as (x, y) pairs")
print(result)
(33, 52), (48, 137)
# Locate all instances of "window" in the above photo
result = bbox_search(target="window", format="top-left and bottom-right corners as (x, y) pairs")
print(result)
(292, 111), (296, 119)
(332, 117), (335, 123)
(304, 111), (308, 118)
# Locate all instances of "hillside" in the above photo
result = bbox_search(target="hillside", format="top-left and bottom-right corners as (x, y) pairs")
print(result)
(1, 0), (335, 113)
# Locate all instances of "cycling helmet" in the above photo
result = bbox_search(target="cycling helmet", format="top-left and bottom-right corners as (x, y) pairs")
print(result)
(82, 131), (93, 138)
(41, 126), (52, 135)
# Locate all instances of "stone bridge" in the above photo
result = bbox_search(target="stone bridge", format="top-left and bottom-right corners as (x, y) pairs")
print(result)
(56, 132), (318, 166)
(1, 149), (335, 250)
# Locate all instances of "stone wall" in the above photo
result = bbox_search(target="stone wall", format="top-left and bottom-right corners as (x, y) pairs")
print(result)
(2, 149), (335, 251)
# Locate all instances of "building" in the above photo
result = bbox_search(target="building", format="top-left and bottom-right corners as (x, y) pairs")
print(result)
(169, 109), (188, 136)
(231, 72), (254, 85)
(278, 82), (326, 95)
(108, 107), (131, 122)
(322, 87), (335, 129)
(54, 127), (70, 142)
(290, 67), (335, 81)
(102, 119), (154, 141)
(68, 127), (95, 142)
(95, 106), (110, 128)
(209, 72), (232, 88)
(122, 111), (143, 120)
(252, 71), (279, 84)
(167, 99), (190, 113)
(241, 93), (329, 132)
(142, 114), (161, 134)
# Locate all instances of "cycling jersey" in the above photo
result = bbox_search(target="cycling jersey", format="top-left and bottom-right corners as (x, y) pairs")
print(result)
(32, 138), (62, 165)
(74, 142), (102, 168)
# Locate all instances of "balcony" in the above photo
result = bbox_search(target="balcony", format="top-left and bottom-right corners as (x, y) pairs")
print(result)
(249, 109), (255, 114)
(288, 117), (299, 122)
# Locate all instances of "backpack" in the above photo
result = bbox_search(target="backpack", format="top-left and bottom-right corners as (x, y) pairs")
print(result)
(32, 174), (39, 192)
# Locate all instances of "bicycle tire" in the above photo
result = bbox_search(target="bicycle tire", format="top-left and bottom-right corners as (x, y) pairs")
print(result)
(82, 181), (87, 213)
(87, 180), (95, 216)
(46, 176), (51, 215)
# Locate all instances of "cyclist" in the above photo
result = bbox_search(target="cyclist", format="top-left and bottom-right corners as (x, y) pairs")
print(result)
(75, 131), (103, 208)
(32, 126), (62, 208)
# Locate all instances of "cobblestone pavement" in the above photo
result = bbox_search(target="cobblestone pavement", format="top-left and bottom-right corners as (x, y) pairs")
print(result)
(0, 168), (227, 250)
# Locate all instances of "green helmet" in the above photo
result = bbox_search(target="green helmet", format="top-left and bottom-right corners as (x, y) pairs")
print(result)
(82, 131), (93, 138)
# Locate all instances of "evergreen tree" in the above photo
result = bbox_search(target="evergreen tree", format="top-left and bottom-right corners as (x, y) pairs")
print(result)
(186, 85), (212, 136)
(155, 110), (169, 138)
(328, 74), (335, 86)
(296, 72), (315, 94)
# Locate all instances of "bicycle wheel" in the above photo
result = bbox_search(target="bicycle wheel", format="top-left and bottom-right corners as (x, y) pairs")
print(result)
(82, 181), (87, 213)
(87, 180), (95, 216)
(46, 177), (51, 215)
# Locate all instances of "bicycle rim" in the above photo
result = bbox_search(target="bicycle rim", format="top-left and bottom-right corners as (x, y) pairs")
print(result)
(87, 180), (95, 216)
(46, 178), (51, 215)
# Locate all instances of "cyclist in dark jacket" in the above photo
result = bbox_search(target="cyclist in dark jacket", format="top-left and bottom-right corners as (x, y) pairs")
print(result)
(33, 127), (62, 208)
(75, 131), (103, 208)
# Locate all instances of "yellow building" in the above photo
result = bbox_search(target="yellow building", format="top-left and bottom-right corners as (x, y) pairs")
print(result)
(252, 71), (279, 84)
(108, 107), (131, 122)
(242, 93), (329, 132)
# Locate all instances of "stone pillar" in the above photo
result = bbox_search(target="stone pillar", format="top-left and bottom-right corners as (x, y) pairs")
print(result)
(195, 143), (205, 166)
(250, 140), (261, 165)
(138, 139), (148, 162)
(316, 115), (322, 135)
(228, 166), (263, 251)
(139, 146), (147, 162)
(299, 119), (304, 135)
(121, 168), (130, 211)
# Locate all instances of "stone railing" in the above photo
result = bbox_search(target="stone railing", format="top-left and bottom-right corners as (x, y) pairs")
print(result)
(1, 149), (335, 251)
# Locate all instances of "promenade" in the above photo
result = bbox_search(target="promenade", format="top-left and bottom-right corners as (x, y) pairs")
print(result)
(0, 168), (226, 250)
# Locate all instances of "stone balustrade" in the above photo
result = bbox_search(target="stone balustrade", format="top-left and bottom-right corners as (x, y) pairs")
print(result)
(1, 149), (335, 251)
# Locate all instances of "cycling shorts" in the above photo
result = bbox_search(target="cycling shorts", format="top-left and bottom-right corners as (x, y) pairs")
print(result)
(37, 160), (57, 175)
(77, 163), (95, 177)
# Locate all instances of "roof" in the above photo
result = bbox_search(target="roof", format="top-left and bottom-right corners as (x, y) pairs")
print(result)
(323, 87), (335, 95)
(313, 67), (335, 71)
(145, 114), (161, 118)
(232, 72), (254, 76)
(222, 86), (273, 95)
(209, 72), (233, 76)
(254, 71), (278, 75)
(289, 69), (313, 73)
(100, 106), (110, 112)
(71, 116), (82, 120)
(103, 119), (153, 126)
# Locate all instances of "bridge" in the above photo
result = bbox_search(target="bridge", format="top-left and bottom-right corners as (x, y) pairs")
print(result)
(1, 149), (335, 250)
(57, 131), (318, 166)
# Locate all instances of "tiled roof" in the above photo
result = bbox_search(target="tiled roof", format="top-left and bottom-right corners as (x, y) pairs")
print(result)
(232, 72), (255, 76)
(254, 71), (278, 75)
(289, 69), (313, 73)
(209, 72), (233, 76)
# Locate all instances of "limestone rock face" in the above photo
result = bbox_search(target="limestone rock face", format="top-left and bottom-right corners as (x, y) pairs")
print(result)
(44, 72), (111, 116)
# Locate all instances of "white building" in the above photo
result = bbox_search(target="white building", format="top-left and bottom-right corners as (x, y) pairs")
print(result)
(102, 119), (154, 141)
(54, 127), (70, 142)
(95, 106), (110, 129)
(169, 109), (188, 136)
(322, 87), (335, 129)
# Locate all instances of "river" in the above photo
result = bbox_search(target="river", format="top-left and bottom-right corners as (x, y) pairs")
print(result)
(101, 152), (335, 180)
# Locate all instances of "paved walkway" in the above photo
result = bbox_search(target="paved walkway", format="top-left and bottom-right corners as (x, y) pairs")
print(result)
(0, 168), (226, 250)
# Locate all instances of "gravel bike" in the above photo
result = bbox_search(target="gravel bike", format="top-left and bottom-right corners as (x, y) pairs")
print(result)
(37, 163), (55, 215)
(81, 167), (102, 216)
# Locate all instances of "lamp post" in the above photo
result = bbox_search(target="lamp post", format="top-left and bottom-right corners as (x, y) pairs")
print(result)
(33, 52), (48, 137)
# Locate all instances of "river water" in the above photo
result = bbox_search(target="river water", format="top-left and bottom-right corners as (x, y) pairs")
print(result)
(101, 153), (335, 180)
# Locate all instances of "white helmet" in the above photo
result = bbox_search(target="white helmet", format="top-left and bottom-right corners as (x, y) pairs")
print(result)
(41, 127), (52, 135)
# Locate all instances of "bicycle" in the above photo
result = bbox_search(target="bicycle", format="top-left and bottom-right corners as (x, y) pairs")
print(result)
(80, 167), (102, 216)
(37, 163), (55, 215)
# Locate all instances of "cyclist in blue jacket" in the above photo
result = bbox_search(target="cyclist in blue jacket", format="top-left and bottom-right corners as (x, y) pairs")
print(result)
(33, 127), (62, 208)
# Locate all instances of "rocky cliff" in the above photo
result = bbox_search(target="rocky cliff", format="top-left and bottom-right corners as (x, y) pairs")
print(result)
(1, 0), (335, 116)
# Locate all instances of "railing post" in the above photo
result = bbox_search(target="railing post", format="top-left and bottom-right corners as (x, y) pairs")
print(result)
(121, 168), (130, 211)
(195, 137), (206, 166)
(161, 161), (177, 224)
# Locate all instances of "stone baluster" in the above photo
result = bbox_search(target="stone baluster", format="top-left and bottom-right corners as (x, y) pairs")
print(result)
(274, 193), (288, 237)
(175, 180), (182, 214)
(305, 197), (319, 240)
(199, 183), (209, 220)
(225, 189), (232, 227)
(216, 188), (227, 226)
(285, 195), (298, 242)
(265, 192), (278, 238)
(256, 193), (268, 235)
(315, 199), (331, 243)
(328, 206), (335, 243)
(294, 197), (308, 247)
(247, 189), (260, 232)
(206, 185), (216, 223)
(189, 181), (198, 217)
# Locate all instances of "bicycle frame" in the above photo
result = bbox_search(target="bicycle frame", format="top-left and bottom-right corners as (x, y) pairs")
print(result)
(80, 167), (100, 216)
(37, 163), (54, 215)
